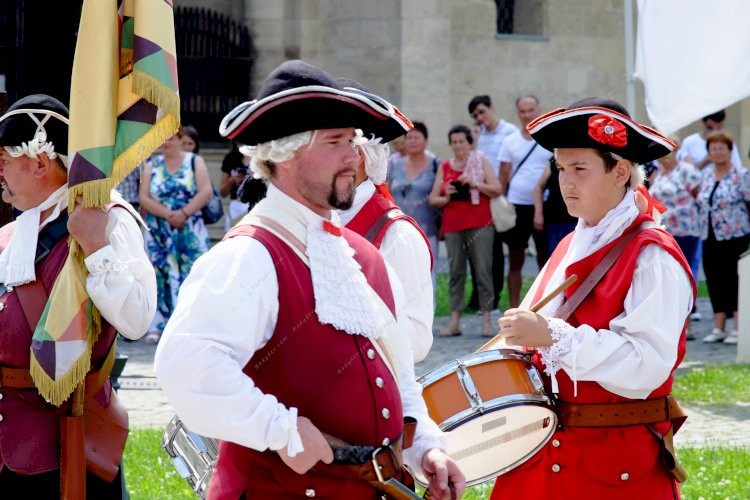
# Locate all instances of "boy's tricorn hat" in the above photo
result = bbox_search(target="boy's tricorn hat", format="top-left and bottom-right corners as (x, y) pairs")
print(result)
(219, 60), (412, 146)
(0, 94), (70, 156)
(526, 97), (675, 164)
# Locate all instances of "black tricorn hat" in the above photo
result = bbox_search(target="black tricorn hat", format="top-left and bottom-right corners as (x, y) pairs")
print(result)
(0, 94), (70, 156)
(220, 60), (412, 146)
(527, 97), (675, 164)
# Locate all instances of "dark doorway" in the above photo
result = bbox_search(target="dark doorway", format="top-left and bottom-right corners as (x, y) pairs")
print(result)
(175, 7), (255, 144)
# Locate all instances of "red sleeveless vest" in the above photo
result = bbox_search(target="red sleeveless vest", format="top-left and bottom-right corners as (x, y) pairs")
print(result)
(491, 214), (694, 500)
(345, 188), (433, 267)
(0, 225), (117, 474)
(209, 224), (405, 499)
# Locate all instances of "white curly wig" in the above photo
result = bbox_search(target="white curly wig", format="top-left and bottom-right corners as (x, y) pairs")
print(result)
(239, 129), (366, 180)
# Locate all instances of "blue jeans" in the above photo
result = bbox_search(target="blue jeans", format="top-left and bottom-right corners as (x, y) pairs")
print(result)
(546, 221), (577, 256)
(673, 235), (700, 283)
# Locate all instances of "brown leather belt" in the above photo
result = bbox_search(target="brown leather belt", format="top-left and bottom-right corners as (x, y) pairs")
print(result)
(0, 345), (116, 400)
(0, 366), (36, 389)
(558, 395), (686, 427)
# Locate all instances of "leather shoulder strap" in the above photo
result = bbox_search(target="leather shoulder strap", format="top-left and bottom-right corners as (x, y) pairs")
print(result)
(363, 207), (401, 245)
(554, 221), (657, 321)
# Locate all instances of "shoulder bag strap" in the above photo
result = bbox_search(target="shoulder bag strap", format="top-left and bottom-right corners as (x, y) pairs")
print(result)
(554, 221), (658, 321)
(508, 142), (539, 187)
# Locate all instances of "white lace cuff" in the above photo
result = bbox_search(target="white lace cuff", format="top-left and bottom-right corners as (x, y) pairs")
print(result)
(536, 318), (578, 395)
(84, 245), (122, 275)
(282, 407), (304, 457)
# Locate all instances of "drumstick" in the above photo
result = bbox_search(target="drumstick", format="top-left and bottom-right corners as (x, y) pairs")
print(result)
(476, 274), (578, 352)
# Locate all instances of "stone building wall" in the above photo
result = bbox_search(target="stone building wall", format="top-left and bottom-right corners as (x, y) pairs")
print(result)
(187, 0), (749, 161)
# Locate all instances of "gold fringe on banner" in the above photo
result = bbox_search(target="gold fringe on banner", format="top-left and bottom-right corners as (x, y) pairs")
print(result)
(112, 113), (180, 185)
(29, 241), (103, 407)
(132, 69), (181, 120)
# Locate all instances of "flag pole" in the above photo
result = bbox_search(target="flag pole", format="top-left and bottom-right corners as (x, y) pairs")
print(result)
(624, 0), (637, 120)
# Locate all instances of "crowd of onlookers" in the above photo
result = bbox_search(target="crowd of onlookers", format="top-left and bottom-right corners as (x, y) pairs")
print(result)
(121, 103), (750, 349)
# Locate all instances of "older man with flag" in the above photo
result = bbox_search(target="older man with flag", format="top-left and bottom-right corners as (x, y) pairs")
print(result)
(0, 0), (179, 496)
(0, 94), (156, 496)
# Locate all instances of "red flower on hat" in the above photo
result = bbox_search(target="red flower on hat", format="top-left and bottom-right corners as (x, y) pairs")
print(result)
(588, 114), (627, 148)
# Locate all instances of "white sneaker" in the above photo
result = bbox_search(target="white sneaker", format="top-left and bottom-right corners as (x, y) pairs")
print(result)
(703, 328), (727, 343)
(723, 331), (739, 344)
(690, 312), (702, 322)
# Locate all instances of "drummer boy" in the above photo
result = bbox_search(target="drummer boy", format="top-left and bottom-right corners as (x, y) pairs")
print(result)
(492, 97), (694, 498)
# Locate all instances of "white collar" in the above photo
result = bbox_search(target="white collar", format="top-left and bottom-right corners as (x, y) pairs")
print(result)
(337, 179), (375, 226)
(0, 184), (68, 287)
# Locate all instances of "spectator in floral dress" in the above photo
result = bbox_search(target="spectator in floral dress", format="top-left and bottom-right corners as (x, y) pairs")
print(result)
(139, 129), (213, 343)
(696, 131), (750, 344)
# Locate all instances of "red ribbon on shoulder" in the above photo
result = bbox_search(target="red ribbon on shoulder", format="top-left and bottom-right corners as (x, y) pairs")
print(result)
(588, 114), (628, 148)
(636, 184), (667, 214)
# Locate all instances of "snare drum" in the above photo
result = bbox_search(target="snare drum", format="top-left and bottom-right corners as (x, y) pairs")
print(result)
(162, 415), (220, 498)
(415, 349), (556, 486)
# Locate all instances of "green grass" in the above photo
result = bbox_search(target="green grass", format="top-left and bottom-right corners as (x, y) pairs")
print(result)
(124, 428), (193, 499)
(122, 433), (750, 499)
(674, 364), (750, 405)
(435, 272), (534, 317)
(678, 447), (750, 499)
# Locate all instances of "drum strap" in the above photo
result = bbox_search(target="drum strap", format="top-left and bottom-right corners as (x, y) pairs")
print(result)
(554, 221), (658, 321)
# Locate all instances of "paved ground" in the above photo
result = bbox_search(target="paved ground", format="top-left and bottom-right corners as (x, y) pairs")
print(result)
(117, 295), (749, 450)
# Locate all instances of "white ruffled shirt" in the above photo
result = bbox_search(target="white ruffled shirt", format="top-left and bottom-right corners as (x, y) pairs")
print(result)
(0, 187), (156, 339)
(154, 183), (446, 474)
(526, 190), (693, 398)
(338, 180), (435, 362)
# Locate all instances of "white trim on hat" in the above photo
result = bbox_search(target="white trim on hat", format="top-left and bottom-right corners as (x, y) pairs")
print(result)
(527, 106), (675, 151)
(219, 84), (408, 140)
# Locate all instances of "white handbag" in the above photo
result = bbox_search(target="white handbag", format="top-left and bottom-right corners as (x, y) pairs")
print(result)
(490, 195), (516, 232)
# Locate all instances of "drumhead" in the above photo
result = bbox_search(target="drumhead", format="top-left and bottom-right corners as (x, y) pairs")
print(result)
(412, 403), (557, 487)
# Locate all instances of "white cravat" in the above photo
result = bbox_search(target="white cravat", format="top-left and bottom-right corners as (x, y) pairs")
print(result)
(0, 184), (68, 286)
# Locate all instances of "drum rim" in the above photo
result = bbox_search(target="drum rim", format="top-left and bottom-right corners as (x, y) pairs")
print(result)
(417, 349), (532, 385)
(413, 402), (558, 487)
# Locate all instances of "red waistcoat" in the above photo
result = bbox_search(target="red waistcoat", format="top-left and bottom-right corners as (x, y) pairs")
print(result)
(345, 187), (433, 267)
(491, 214), (694, 500)
(209, 225), (405, 499)
(0, 229), (117, 475)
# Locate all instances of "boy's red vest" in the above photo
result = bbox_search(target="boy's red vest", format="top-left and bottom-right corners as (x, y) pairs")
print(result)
(492, 214), (694, 500)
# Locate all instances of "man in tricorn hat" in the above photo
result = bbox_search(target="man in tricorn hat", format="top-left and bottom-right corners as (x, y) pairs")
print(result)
(336, 78), (434, 363)
(155, 60), (464, 499)
(491, 97), (694, 498)
(0, 94), (156, 495)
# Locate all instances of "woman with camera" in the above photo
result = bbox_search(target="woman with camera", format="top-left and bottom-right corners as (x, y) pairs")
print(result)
(429, 124), (502, 338)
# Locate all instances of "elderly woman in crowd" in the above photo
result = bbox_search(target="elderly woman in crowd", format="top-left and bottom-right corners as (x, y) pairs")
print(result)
(429, 124), (502, 338)
(388, 121), (441, 286)
(697, 131), (750, 344)
(648, 144), (702, 338)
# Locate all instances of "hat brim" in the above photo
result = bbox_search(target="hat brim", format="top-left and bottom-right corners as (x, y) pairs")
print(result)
(221, 86), (411, 146)
(527, 106), (675, 164)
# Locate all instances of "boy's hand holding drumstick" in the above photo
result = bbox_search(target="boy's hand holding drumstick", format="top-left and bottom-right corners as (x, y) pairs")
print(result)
(478, 275), (577, 352)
